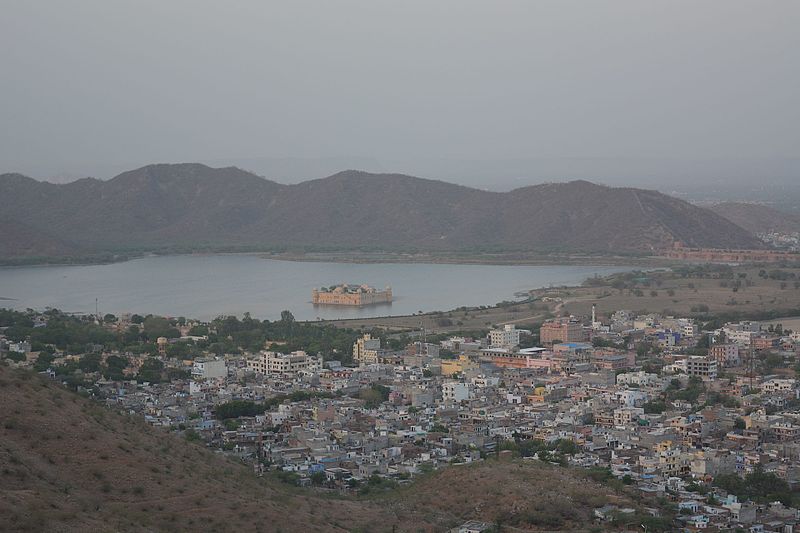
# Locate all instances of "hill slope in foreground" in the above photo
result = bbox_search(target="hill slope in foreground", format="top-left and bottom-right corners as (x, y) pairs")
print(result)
(0, 366), (641, 532)
(0, 163), (761, 260)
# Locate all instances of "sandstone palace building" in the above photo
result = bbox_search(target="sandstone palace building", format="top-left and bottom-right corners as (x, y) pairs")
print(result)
(312, 284), (392, 306)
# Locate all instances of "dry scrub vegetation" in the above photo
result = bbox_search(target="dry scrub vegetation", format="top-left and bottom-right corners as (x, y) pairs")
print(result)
(1, 365), (642, 532)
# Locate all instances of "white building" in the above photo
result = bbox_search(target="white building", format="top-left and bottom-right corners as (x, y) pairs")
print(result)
(616, 389), (648, 407)
(721, 321), (761, 346)
(763, 378), (797, 394)
(489, 324), (530, 348)
(442, 381), (471, 403)
(192, 358), (227, 380)
(616, 371), (662, 388)
(9, 341), (31, 353)
(247, 351), (321, 375)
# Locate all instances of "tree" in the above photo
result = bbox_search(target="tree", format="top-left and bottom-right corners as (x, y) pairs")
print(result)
(714, 468), (792, 505)
(762, 353), (784, 373)
(166, 342), (192, 360)
(643, 400), (666, 414)
(142, 316), (180, 340)
(555, 439), (578, 455)
(78, 353), (102, 373)
(429, 423), (449, 434)
(215, 400), (264, 420)
(359, 384), (390, 408)
(136, 357), (164, 383)
(33, 352), (55, 372)
(103, 355), (129, 381)
(188, 325), (209, 336)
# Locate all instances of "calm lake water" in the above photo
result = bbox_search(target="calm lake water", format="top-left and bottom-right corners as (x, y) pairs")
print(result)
(0, 255), (633, 321)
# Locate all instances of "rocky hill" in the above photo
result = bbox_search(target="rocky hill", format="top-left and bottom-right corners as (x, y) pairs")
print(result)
(0, 365), (645, 532)
(0, 163), (762, 260)
(710, 202), (800, 235)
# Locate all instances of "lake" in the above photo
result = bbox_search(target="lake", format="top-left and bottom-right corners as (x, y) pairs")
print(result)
(0, 255), (633, 321)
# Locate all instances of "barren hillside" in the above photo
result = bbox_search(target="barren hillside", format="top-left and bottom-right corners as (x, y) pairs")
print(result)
(0, 365), (644, 532)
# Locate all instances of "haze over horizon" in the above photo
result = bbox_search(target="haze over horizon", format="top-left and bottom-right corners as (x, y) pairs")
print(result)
(2, 1), (798, 196)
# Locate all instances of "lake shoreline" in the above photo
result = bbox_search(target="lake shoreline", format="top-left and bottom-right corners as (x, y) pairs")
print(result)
(1, 249), (673, 269)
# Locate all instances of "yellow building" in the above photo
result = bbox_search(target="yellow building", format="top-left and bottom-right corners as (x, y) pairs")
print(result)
(312, 284), (392, 306)
(441, 355), (478, 376)
(353, 334), (382, 366)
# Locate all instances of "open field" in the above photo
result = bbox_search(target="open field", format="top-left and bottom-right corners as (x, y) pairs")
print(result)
(554, 265), (800, 322)
(320, 264), (800, 335)
(319, 299), (554, 336)
(262, 249), (664, 267)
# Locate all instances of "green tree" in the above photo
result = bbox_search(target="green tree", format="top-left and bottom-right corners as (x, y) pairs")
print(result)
(643, 400), (666, 414)
(103, 355), (129, 381)
(142, 316), (180, 340)
(136, 357), (164, 383)
(359, 384), (390, 408)
(78, 353), (102, 373)
(33, 352), (56, 371)
(215, 400), (264, 420)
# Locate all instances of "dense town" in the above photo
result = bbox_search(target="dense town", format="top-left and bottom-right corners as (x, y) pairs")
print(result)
(4, 290), (800, 532)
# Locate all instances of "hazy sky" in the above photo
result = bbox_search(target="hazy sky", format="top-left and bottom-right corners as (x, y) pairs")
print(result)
(1, 1), (799, 185)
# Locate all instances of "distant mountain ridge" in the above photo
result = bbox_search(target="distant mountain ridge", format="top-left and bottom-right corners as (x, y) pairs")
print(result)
(710, 202), (800, 235)
(0, 163), (762, 259)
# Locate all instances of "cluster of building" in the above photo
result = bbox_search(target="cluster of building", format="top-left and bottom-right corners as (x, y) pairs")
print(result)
(5, 306), (800, 531)
(758, 231), (800, 252)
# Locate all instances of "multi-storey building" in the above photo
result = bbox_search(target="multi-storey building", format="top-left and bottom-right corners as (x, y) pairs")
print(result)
(353, 334), (382, 366)
(489, 324), (530, 348)
(685, 355), (718, 381)
(247, 350), (321, 375)
(192, 358), (227, 380)
(721, 321), (761, 346)
(442, 381), (471, 403)
(617, 371), (662, 388)
(540, 318), (586, 345)
(710, 344), (740, 367)
(762, 378), (796, 394)
(613, 406), (644, 427)
(752, 334), (780, 351)
(771, 423), (800, 442)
